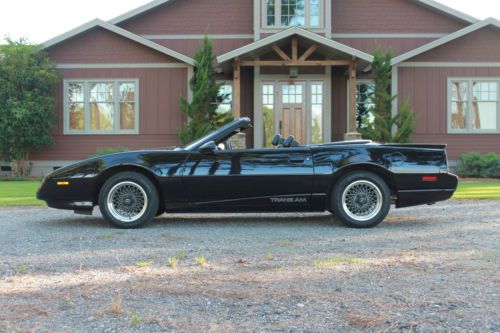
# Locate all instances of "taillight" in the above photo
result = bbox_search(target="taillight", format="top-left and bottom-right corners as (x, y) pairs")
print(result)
(422, 176), (438, 182)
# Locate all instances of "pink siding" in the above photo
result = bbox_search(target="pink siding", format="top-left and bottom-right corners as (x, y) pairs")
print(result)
(411, 27), (500, 62)
(334, 37), (437, 56)
(47, 28), (179, 64)
(31, 68), (188, 160)
(332, 0), (467, 33)
(331, 68), (348, 141)
(155, 39), (252, 58)
(119, 0), (253, 35)
(398, 66), (500, 160)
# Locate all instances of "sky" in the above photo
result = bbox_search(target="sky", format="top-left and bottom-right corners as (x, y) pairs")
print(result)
(0, 0), (499, 43)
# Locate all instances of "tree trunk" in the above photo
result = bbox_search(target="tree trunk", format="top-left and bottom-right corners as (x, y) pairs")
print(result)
(11, 154), (31, 178)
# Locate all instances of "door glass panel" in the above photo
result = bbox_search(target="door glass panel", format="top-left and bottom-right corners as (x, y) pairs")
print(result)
(262, 83), (275, 147)
(311, 82), (323, 144)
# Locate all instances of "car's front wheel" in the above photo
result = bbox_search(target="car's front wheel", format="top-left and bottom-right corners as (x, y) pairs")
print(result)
(98, 172), (159, 228)
(331, 171), (390, 228)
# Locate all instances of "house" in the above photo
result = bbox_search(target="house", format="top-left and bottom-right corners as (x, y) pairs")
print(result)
(9, 0), (500, 176)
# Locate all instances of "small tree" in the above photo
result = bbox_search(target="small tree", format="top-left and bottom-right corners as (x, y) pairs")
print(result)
(360, 47), (415, 143)
(178, 34), (233, 145)
(0, 39), (59, 176)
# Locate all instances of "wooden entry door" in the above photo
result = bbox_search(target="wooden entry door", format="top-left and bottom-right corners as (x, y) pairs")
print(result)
(279, 82), (307, 144)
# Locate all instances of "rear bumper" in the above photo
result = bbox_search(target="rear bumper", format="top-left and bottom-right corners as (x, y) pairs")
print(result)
(395, 173), (458, 208)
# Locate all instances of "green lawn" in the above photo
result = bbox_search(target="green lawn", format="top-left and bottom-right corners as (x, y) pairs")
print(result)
(0, 179), (499, 207)
(453, 180), (500, 200)
(0, 181), (43, 206)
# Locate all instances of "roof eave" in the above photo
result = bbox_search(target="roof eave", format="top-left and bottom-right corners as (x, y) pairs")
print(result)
(392, 18), (500, 65)
(42, 18), (194, 66)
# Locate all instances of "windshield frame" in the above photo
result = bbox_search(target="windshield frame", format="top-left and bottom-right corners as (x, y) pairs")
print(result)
(183, 118), (252, 151)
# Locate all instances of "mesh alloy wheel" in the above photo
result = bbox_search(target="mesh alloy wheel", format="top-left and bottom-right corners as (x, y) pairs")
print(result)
(341, 180), (383, 222)
(107, 181), (149, 223)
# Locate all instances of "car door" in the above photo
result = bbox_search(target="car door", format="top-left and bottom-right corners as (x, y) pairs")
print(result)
(181, 147), (314, 211)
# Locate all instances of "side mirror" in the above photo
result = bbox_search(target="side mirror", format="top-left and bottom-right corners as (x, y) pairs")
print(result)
(199, 141), (217, 154)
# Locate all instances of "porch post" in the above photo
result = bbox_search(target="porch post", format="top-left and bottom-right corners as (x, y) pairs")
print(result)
(232, 58), (241, 119)
(345, 59), (363, 140)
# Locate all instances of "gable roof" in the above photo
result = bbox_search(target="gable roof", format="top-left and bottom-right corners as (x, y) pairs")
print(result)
(43, 18), (194, 65)
(109, 0), (478, 25)
(411, 0), (478, 24)
(217, 27), (374, 64)
(392, 17), (500, 65)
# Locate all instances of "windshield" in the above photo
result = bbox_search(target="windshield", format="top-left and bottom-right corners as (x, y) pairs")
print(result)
(183, 119), (249, 150)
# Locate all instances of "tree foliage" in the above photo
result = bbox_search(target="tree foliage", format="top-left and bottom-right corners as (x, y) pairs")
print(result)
(0, 39), (59, 176)
(178, 35), (233, 145)
(360, 47), (415, 143)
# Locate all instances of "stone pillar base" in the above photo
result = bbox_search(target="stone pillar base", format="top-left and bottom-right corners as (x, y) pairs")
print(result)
(229, 132), (247, 149)
(344, 132), (363, 141)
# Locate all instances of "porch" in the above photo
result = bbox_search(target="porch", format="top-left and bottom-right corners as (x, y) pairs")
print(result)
(217, 27), (374, 147)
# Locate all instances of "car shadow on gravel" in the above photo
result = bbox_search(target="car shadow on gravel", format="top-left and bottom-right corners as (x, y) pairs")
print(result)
(42, 212), (353, 230)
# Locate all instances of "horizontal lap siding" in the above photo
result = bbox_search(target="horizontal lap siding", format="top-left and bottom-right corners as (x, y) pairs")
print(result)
(334, 38), (437, 56)
(119, 0), (253, 35)
(155, 39), (253, 58)
(332, 0), (466, 33)
(398, 67), (500, 160)
(47, 28), (179, 64)
(31, 68), (187, 160)
(411, 28), (500, 62)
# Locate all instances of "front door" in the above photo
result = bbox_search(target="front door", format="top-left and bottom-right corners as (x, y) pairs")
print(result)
(279, 82), (307, 144)
(260, 80), (326, 148)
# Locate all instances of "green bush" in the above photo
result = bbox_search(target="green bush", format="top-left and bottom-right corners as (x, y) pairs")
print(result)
(457, 152), (500, 178)
(94, 147), (129, 157)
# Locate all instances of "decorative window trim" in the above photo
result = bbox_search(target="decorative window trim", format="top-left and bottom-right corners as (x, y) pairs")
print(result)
(447, 77), (500, 134)
(261, 0), (325, 30)
(63, 79), (140, 135)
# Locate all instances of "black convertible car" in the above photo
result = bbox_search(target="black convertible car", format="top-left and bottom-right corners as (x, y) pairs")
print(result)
(37, 118), (458, 228)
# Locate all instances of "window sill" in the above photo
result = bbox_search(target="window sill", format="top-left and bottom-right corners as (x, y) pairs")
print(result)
(64, 131), (140, 136)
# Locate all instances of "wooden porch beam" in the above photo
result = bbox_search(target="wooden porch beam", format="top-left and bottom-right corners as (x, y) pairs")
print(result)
(239, 60), (351, 67)
(291, 37), (298, 61)
(271, 44), (291, 61)
(298, 44), (318, 61)
(348, 59), (357, 133)
(232, 59), (241, 119)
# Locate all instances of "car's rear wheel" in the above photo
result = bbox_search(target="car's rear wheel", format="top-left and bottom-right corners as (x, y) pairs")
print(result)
(99, 172), (159, 228)
(331, 171), (390, 228)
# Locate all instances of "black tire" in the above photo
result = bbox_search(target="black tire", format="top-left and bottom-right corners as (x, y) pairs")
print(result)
(156, 204), (165, 217)
(98, 172), (159, 228)
(331, 171), (390, 228)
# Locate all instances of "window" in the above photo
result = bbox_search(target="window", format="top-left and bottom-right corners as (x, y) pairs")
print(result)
(65, 80), (139, 134)
(311, 82), (323, 144)
(356, 81), (375, 129)
(262, 83), (275, 147)
(216, 83), (233, 115)
(448, 79), (500, 133)
(263, 0), (323, 28)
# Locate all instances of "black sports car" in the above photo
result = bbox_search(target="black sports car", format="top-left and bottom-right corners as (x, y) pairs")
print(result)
(37, 117), (458, 228)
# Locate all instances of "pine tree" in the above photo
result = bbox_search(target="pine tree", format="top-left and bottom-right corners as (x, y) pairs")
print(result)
(178, 34), (232, 145)
(360, 47), (415, 143)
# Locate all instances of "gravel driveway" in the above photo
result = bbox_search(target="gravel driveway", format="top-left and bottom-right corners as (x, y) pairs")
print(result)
(0, 200), (499, 332)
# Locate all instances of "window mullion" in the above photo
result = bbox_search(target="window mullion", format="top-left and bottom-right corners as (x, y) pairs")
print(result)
(115, 82), (120, 133)
(276, 0), (281, 28)
(84, 81), (90, 134)
(305, 0), (310, 27)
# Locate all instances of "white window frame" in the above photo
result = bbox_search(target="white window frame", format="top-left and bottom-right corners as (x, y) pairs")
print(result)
(447, 77), (500, 134)
(63, 79), (140, 135)
(262, 0), (325, 30)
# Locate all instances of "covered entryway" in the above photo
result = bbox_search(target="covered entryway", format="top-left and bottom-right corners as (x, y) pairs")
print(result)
(217, 27), (373, 147)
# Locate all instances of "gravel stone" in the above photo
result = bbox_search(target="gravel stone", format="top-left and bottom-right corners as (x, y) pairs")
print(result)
(0, 200), (499, 332)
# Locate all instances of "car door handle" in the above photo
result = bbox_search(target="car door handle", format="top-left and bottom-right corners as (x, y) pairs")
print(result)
(289, 158), (305, 163)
